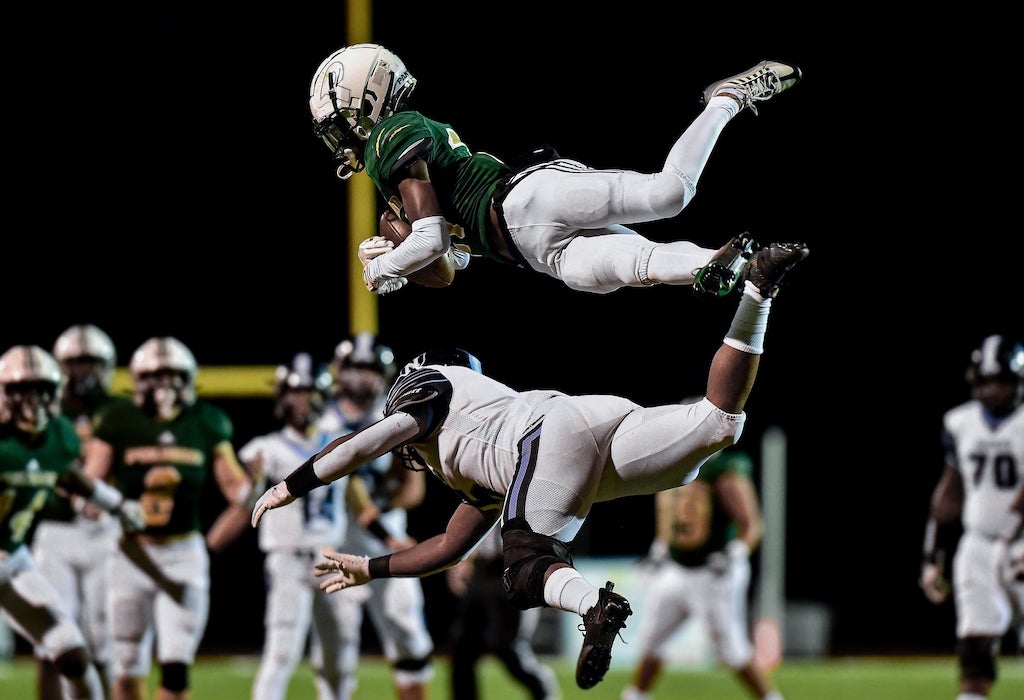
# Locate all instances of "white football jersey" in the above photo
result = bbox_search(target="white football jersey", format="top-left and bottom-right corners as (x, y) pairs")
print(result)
(239, 426), (346, 552)
(385, 364), (565, 509)
(943, 400), (1024, 539)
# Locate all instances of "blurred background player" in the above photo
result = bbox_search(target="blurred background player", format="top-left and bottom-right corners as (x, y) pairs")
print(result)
(446, 525), (559, 700)
(246, 352), (363, 700)
(316, 334), (435, 700)
(29, 324), (132, 697)
(83, 336), (256, 700)
(0, 343), (142, 700)
(621, 444), (784, 700)
(921, 333), (1024, 700)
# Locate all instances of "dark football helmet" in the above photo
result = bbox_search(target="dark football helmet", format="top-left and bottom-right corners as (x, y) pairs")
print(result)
(273, 352), (332, 427)
(965, 334), (1024, 411)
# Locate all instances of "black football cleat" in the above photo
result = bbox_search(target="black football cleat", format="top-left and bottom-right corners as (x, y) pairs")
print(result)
(575, 581), (632, 690)
(742, 241), (810, 298)
(692, 233), (758, 299)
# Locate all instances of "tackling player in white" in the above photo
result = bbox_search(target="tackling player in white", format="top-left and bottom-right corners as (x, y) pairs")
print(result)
(251, 242), (808, 691)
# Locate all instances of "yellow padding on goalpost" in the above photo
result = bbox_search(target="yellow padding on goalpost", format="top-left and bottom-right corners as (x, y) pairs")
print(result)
(111, 367), (278, 398)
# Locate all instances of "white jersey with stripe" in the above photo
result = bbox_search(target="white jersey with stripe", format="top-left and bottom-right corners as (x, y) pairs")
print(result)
(385, 364), (564, 510)
(943, 400), (1024, 539)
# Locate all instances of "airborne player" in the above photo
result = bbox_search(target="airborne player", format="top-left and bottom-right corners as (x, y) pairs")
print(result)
(310, 43), (801, 297)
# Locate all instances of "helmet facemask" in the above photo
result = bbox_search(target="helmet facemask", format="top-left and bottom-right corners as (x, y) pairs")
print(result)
(134, 370), (191, 421)
(309, 44), (417, 180)
(1, 380), (59, 434)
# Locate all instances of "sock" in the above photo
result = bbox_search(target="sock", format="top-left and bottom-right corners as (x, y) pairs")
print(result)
(543, 567), (599, 615)
(621, 687), (650, 700)
(764, 692), (785, 700)
(955, 694), (986, 700)
(710, 92), (743, 118)
(723, 282), (771, 354)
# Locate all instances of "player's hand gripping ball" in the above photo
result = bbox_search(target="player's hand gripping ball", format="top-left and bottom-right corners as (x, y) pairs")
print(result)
(378, 210), (456, 288)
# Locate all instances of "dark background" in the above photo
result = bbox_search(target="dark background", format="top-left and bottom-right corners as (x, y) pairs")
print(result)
(8, 3), (1021, 657)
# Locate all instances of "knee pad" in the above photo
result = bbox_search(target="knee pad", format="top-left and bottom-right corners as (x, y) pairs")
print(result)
(501, 518), (573, 610)
(160, 662), (189, 692)
(54, 647), (89, 679)
(957, 636), (997, 682)
(393, 656), (434, 685)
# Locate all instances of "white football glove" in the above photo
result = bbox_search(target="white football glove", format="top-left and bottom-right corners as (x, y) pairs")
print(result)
(920, 562), (950, 604)
(450, 243), (472, 271)
(995, 538), (1024, 586)
(250, 481), (295, 527)
(117, 500), (146, 533)
(373, 276), (408, 295)
(707, 539), (749, 576)
(357, 236), (394, 266)
(314, 548), (372, 594)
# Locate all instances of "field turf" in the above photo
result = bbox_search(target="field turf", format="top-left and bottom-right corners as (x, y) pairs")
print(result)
(2, 654), (1023, 699)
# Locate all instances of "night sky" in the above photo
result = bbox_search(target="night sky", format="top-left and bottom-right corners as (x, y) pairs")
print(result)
(9, 4), (1021, 655)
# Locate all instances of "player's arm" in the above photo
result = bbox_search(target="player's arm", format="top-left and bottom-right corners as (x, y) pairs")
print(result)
(715, 472), (764, 554)
(315, 502), (500, 593)
(206, 441), (256, 552)
(361, 162), (450, 289)
(251, 411), (422, 526)
(345, 472), (415, 551)
(921, 464), (964, 603)
(55, 465), (144, 533)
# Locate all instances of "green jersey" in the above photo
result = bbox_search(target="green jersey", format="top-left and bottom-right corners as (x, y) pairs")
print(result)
(363, 110), (512, 261)
(667, 448), (753, 567)
(92, 399), (234, 537)
(0, 417), (82, 553)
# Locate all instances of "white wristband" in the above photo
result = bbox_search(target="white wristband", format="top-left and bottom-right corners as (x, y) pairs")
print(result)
(90, 479), (124, 512)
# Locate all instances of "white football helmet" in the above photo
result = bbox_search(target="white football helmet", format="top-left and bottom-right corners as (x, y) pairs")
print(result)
(0, 345), (63, 433)
(309, 43), (417, 180)
(129, 337), (198, 418)
(53, 323), (117, 396)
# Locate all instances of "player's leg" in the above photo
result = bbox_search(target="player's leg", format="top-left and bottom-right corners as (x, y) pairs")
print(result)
(953, 533), (1010, 698)
(152, 535), (210, 700)
(31, 522), (81, 700)
(252, 552), (315, 700)
(365, 578), (435, 700)
(621, 560), (691, 700)
(704, 555), (782, 699)
(107, 544), (158, 700)
(493, 601), (558, 700)
(1, 558), (105, 700)
(449, 574), (486, 700)
(313, 584), (364, 700)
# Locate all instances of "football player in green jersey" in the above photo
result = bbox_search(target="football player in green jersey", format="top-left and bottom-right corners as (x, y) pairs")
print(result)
(0, 343), (144, 700)
(83, 336), (256, 700)
(309, 44), (800, 297)
(622, 445), (784, 700)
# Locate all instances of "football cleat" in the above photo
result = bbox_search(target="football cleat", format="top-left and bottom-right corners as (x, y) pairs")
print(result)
(693, 233), (758, 299)
(576, 581), (632, 690)
(742, 241), (809, 298)
(701, 60), (802, 115)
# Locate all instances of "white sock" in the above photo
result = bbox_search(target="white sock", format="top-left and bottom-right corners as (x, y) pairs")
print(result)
(764, 692), (785, 700)
(709, 93), (742, 119)
(723, 281), (771, 354)
(543, 567), (599, 615)
(955, 694), (986, 700)
(621, 687), (650, 700)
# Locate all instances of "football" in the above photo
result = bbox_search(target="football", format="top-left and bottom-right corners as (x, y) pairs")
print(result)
(378, 210), (456, 288)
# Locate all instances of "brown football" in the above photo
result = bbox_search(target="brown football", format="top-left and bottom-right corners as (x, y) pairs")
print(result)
(378, 210), (456, 288)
